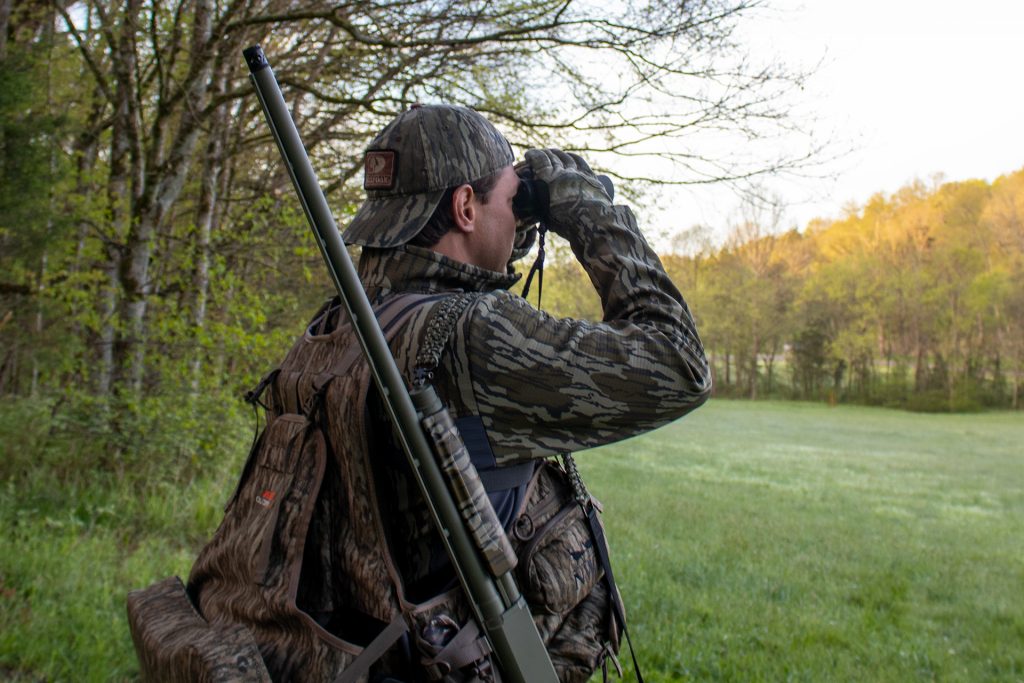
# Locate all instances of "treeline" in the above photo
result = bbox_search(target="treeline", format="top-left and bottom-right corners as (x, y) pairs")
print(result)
(538, 173), (1024, 411)
(4, 1), (1015, 429)
(690, 174), (1024, 411)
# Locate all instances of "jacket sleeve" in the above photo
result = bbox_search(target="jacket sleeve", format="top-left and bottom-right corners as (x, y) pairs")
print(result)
(465, 200), (712, 464)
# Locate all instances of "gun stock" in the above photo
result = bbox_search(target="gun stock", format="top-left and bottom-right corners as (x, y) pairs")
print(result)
(242, 45), (557, 683)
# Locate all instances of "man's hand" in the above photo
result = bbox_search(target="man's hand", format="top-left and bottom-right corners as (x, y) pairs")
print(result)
(524, 149), (612, 234)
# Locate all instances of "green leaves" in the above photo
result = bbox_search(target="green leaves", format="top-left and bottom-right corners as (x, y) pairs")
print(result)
(660, 170), (1024, 409)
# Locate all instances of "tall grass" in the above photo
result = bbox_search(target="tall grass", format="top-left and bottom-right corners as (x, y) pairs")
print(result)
(1, 394), (250, 682)
(2, 398), (1021, 681)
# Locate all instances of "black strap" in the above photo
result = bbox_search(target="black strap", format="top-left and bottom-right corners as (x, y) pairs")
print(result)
(520, 226), (547, 307)
(586, 503), (644, 683)
(244, 368), (280, 409)
(476, 462), (534, 492)
(563, 454), (644, 682)
(456, 415), (534, 494)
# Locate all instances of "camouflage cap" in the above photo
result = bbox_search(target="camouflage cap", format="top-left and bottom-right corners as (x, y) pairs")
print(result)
(343, 104), (515, 248)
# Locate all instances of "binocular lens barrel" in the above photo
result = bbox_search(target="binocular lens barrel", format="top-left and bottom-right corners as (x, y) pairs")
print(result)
(512, 172), (613, 224)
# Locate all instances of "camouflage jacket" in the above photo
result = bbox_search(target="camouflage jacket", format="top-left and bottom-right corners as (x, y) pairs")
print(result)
(358, 199), (711, 463)
(188, 198), (710, 682)
(359, 198), (712, 625)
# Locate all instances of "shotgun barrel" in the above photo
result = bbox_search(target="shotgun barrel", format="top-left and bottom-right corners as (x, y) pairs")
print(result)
(242, 44), (557, 683)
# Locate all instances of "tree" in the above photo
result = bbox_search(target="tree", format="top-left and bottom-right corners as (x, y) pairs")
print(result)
(25, 0), (817, 397)
(981, 170), (1024, 407)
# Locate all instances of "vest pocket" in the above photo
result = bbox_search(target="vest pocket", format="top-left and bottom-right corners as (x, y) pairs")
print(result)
(512, 462), (603, 616)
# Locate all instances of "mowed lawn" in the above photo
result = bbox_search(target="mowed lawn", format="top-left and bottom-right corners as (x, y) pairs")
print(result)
(578, 400), (1024, 682)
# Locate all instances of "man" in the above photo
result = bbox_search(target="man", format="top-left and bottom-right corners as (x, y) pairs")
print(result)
(348, 103), (709, 673)
(189, 104), (710, 682)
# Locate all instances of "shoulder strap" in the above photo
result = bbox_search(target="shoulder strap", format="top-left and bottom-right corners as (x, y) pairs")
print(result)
(563, 454), (645, 683)
(413, 292), (479, 387)
(307, 292), (447, 390)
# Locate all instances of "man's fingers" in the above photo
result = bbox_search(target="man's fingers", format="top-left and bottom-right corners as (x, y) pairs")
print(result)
(525, 148), (556, 177)
(565, 152), (595, 176)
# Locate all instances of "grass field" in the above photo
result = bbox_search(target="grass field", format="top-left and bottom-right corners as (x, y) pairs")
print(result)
(579, 400), (1024, 682)
(2, 399), (1022, 681)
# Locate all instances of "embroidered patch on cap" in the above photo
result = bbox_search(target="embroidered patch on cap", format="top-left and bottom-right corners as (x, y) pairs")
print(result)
(364, 150), (397, 190)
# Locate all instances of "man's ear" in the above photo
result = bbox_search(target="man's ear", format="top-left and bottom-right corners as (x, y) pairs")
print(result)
(450, 184), (477, 234)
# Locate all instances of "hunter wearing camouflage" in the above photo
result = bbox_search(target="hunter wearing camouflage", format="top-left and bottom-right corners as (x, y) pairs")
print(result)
(350, 104), (709, 674)
(186, 104), (710, 682)
(347, 104), (709, 456)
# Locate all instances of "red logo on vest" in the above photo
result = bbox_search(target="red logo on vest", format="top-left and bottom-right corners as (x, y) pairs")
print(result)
(364, 151), (396, 190)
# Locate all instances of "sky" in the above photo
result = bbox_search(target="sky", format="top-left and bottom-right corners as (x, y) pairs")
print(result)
(658, 0), (1024, 240)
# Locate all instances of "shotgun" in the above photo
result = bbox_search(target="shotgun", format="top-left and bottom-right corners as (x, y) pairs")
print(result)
(242, 45), (558, 683)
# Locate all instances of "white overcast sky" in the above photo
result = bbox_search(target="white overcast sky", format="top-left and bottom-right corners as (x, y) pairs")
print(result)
(653, 0), (1024, 240)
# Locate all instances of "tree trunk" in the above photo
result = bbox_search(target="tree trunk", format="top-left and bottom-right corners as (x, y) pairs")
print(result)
(102, 0), (142, 393)
(749, 331), (760, 399)
(96, 260), (117, 395)
(190, 61), (229, 392)
(1012, 334), (1022, 410)
(1013, 370), (1020, 410)
(0, 0), (11, 59)
(914, 341), (925, 392)
(109, 0), (217, 392)
(765, 338), (778, 395)
(30, 253), (46, 396)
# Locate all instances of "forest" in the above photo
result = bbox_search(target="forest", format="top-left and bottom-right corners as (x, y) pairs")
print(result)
(2, 2), (1022, 680)
(688, 174), (1024, 411)
(542, 171), (1024, 412)
(1, 0), (1020, 469)
(2, 0), (813, 401)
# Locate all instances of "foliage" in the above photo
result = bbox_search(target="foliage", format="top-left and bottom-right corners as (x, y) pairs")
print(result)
(654, 172), (1024, 411)
(0, 392), (250, 681)
(1, 0), (817, 405)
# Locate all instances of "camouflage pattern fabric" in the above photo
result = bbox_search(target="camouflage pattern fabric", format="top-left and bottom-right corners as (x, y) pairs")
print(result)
(419, 394), (518, 577)
(126, 576), (271, 682)
(359, 200), (710, 466)
(510, 462), (603, 618)
(347, 190), (709, 678)
(187, 408), (379, 681)
(187, 297), (457, 682)
(183, 182), (709, 681)
(343, 104), (515, 249)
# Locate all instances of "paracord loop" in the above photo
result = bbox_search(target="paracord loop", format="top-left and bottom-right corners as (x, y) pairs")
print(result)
(414, 293), (477, 385)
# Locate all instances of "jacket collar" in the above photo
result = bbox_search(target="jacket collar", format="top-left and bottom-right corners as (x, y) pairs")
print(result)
(358, 245), (521, 298)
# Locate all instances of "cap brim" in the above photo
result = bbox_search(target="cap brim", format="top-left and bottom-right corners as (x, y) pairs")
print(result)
(342, 189), (446, 248)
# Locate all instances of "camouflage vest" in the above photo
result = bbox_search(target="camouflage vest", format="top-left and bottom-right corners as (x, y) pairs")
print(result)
(174, 292), (618, 682)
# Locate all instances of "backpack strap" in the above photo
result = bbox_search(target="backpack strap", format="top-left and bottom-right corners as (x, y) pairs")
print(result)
(332, 614), (409, 683)
(308, 292), (447, 392)
(419, 618), (491, 679)
(412, 292), (478, 387)
(412, 292), (535, 502)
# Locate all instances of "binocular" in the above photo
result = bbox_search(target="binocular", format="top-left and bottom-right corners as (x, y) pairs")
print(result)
(512, 163), (615, 225)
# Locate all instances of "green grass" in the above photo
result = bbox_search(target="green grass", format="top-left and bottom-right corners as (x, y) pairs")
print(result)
(579, 400), (1024, 682)
(2, 399), (1022, 681)
(0, 396), (250, 682)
